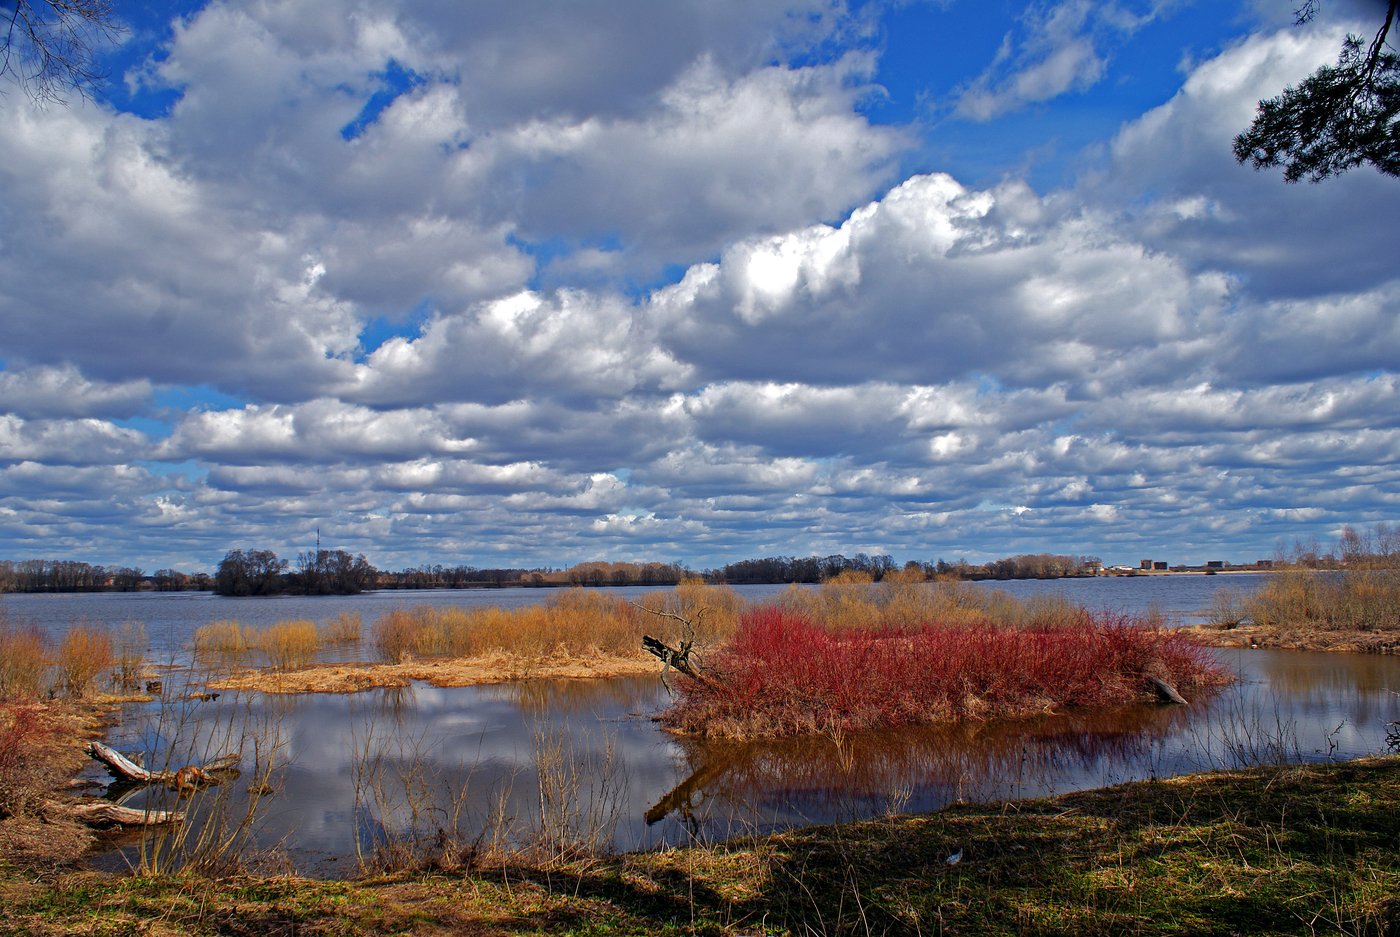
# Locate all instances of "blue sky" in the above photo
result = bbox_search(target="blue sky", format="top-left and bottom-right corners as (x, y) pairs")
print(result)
(0, 0), (1397, 572)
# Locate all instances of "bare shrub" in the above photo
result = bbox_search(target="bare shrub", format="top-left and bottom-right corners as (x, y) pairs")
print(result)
(528, 725), (625, 865)
(665, 607), (1230, 739)
(0, 704), (53, 817)
(55, 624), (113, 697)
(1208, 588), (1248, 629)
(373, 609), (420, 663)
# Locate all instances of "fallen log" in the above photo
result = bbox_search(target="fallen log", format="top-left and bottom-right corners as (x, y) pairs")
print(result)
(87, 741), (239, 787)
(1147, 675), (1188, 705)
(49, 800), (184, 826)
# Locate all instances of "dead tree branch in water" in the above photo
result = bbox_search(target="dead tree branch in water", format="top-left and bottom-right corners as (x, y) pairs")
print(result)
(87, 741), (239, 790)
(631, 601), (714, 690)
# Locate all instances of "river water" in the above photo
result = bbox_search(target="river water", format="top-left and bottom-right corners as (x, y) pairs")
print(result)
(14, 575), (1396, 876)
(90, 646), (1399, 876)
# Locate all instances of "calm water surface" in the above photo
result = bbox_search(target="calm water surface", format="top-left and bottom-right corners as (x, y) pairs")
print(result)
(90, 645), (1399, 877)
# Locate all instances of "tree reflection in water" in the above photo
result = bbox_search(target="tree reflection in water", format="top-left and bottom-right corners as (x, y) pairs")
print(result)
(647, 704), (1195, 838)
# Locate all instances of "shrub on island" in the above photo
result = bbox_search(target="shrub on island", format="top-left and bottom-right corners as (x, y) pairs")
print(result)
(662, 607), (1229, 739)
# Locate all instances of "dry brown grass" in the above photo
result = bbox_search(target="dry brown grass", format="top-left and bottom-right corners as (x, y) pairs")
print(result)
(54, 625), (113, 698)
(0, 700), (112, 868)
(370, 588), (661, 664)
(0, 618), (47, 701)
(257, 619), (319, 670)
(194, 620), (253, 661)
(208, 654), (658, 694)
(773, 573), (1092, 632)
(319, 611), (362, 645)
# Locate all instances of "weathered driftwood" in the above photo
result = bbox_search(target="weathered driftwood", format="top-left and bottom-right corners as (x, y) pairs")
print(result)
(641, 634), (713, 687)
(50, 800), (184, 826)
(87, 741), (239, 788)
(1147, 675), (1188, 705)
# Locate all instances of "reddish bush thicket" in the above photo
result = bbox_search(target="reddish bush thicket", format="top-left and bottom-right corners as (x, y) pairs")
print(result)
(662, 608), (1229, 739)
(0, 704), (54, 816)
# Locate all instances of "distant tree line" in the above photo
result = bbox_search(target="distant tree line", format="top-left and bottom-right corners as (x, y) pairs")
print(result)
(0, 559), (150, 593)
(214, 548), (377, 596)
(701, 552), (1101, 584)
(378, 564), (556, 589)
(703, 553), (896, 584)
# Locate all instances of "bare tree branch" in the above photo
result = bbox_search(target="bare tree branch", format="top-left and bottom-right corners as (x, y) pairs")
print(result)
(1, 0), (122, 104)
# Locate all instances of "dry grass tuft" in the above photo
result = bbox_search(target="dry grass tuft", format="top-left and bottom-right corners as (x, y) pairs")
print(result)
(369, 588), (666, 664)
(113, 621), (146, 690)
(194, 620), (253, 661)
(54, 625), (114, 698)
(257, 620), (319, 670)
(0, 618), (47, 701)
(318, 611), (362, 645)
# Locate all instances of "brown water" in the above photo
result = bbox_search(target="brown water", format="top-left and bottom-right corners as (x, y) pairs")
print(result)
(89, 645), (1399, 876)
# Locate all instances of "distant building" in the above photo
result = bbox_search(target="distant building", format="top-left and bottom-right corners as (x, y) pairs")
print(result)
(1152, 561), (1168, 571)
(1140, 559), (1153, 570)
(1206, 560), (1225, 569)
(1256, 559), (1274, 569)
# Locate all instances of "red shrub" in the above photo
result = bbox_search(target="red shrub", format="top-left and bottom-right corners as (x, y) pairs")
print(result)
(0, 704), (55, 816)
(663, 608), (1228, 739)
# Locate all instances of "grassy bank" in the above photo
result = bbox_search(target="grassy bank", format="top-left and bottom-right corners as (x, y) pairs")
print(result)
(3, 756), (1396, 936)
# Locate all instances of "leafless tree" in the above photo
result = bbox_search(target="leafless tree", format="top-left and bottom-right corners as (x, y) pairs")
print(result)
(2, 0), (122, 104)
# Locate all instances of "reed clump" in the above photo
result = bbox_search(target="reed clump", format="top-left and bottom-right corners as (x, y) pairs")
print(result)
(371, 589), (658, 664)
(54, 624), (114, 698)
(194, 620), (253, 661)
(113, 621), (146, 691)
(775, 570), (1089, 632)
(1247, 568), (1400, 632)
(664, 607), (1228, 739)
(196, 618), (325, 670)
(0, 617), (47, 701)
(318, 611), (362, 645)
(257, 619), (318, 671)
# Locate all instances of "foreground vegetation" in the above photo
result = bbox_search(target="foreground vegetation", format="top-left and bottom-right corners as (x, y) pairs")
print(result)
(0, 756), (1395, 935)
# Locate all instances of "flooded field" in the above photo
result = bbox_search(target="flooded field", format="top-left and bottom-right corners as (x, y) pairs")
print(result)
(89, 645), (1399, 877)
